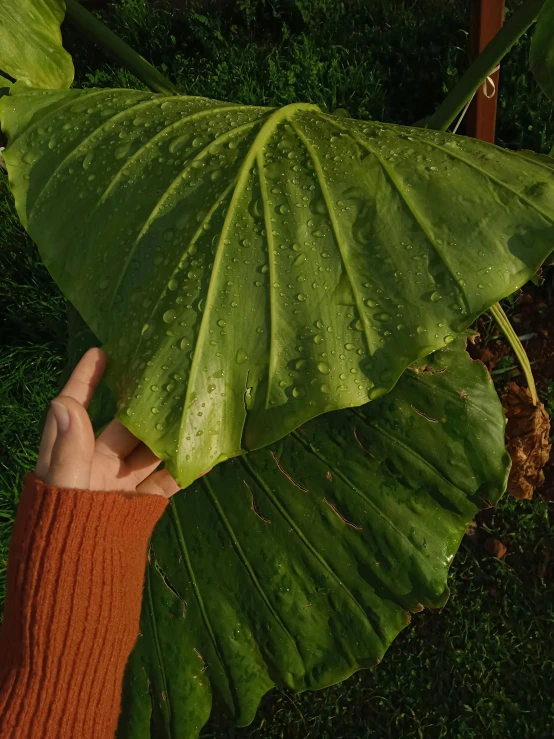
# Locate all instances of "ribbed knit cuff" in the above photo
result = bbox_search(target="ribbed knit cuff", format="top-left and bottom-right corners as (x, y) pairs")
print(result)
(0, 472), (168, 739)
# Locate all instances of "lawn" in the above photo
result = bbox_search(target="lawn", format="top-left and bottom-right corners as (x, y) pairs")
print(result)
(0, 1), (553, 737)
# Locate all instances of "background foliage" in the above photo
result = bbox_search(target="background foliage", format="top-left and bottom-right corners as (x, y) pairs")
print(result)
(1, 1), (553, 737)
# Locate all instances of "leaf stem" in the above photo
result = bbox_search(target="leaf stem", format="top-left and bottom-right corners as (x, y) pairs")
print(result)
(425, 0), (545, 132)
(489, 302), (538, 404)
(64, 0), (179, 95)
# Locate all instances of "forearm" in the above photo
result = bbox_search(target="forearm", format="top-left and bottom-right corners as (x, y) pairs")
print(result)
(0, 473), (167, 739)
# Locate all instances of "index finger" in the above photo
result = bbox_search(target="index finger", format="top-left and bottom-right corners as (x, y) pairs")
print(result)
(58, 347), (109, 409)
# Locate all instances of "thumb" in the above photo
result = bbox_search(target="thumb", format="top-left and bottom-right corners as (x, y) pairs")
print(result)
(45, 397), (96, 490)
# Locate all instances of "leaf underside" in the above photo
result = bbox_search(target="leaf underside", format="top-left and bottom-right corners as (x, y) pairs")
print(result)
(110, 335), (507, 738)
(0, 0), (73, 89)
(1, 87), (552, 488)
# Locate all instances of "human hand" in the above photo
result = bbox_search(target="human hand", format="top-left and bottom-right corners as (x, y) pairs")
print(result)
(35, 347), (192, 497)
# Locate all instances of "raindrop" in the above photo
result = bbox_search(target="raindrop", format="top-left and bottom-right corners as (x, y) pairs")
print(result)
(264, 162), (282, 180)
(168, 278), (179, 291)
(296, 293), (306, 302)
(114, 141), (132, 159)
(343, 186), (365, 199)
(292, 386), (305, 398)
(317, 362), (330, 374)
(217, 319), (226, 327)
(430, 291), (442, 302)
(236, 349), (248, 364)
(169, 134), (189, 154)
(375, 312), (391, 322)
(310, 198), (328, 216)
(82, 151), (94, 169)
(163, 309), (177, 323)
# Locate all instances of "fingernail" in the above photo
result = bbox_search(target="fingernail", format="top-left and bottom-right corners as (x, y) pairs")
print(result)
(50, 400), (70, 432)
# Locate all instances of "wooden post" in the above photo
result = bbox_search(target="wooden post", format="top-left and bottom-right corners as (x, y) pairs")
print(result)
(466, 0), (506, 143)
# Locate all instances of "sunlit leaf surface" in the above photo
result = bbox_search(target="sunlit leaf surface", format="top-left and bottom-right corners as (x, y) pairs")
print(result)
(0, 0), (73, 88)
(1, 86), (551, 486)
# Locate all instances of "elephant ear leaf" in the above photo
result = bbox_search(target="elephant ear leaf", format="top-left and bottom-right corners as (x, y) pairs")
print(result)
(113, 335), (510, 738)
(530, 0), (554, 101)
(0, 0), (74, 89)
(1, 86), (553, 489)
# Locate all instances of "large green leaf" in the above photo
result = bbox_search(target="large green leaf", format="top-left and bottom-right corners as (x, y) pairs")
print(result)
(0, 0), (73, 89)
(111, 336), (508, 738)
(1, 86), (552, 488)
(530, 0), (554, 101)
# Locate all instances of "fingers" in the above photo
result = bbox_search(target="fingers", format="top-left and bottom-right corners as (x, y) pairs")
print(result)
(135, 464), (212, 499)
(95, 418), (144, 460)
(123, 442), (164, 479)
(58, 347), (108, 409)
(136, 469), (182, 498)
(35, 407), (59, 482)
(35, 347), (108, 482)
(36, 396), (96, 490)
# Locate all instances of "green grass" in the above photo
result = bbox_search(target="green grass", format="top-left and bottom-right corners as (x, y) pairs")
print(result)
(1, 0), (553, 736)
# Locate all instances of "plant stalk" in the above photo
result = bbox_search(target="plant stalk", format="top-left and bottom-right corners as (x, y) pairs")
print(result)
(489, 302), (538, 405)
(64, 0), (179, 95)
(425, 0), (545, 132)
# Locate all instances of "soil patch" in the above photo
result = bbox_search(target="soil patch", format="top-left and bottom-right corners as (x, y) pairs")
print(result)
(468, 282), (554, 500)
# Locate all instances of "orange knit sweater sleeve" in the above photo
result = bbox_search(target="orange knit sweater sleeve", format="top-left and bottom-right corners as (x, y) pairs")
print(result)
(0, 471), (168, 739)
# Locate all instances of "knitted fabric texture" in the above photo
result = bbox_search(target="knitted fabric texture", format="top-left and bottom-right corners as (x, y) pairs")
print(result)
(0, 472), (168, 738)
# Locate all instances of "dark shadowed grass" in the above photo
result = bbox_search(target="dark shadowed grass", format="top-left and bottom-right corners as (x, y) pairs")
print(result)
(1, 0), (553, 736)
